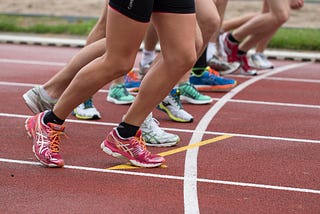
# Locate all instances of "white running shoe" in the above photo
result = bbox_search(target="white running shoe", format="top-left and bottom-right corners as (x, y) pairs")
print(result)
(250, 53), (274, 69)
(73, 98), (101, 120)
(207, 55), (240, 75)
(157, 88), (194, 123)
(22, 86), (56, 113)
(141, 113), (180, 147)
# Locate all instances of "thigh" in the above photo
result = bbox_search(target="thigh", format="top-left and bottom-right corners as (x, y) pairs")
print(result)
(152, 13), (196, 62)
(151, 0), (196, 59)
(195, 0), (219, 39)
(105, 6), (149, 67)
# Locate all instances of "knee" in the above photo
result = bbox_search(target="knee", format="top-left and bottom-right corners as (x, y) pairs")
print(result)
(169, 50), (197, 72)
(101, 55), (133, 77)
(271, 10), (289, 26)
(200, 14), (221, 40)
(211, 15), (221, 31)
(118, 61), (133, 74)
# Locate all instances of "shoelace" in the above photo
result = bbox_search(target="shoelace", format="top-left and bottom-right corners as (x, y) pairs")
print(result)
(83, 98), (94, 109)
(182, 83), (201, 98)
(148, 117), (163, 135)
(206, 66), (221, 77)
(131, 133), (150, 155)
(115, 84), (130, 96)
(170, 89), (183, 109)
(48, 129), (65, 153)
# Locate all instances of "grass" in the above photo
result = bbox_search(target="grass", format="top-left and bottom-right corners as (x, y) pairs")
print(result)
(0, 14), (319, 51)
(0, 15), (97, 35)
(269, 28), (320, 51)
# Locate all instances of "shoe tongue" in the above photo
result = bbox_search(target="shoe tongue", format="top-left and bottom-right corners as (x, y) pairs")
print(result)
(83, 99), (93, 109)
(48, 123), (65, 131)
(135, 130), (142, 138)
(170, 88), (180, 97)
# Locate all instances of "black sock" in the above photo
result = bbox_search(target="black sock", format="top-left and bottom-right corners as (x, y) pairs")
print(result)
(237, 49), (247, 56)
(192, 48), (207, 75)
(228, 33), (239, 44)
(43, 110), (65, 125)
(116, 122), (139, 138)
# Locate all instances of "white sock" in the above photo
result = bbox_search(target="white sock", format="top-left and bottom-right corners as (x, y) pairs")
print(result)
(206, 42), (217, 62)
(141, 49), (156, 66)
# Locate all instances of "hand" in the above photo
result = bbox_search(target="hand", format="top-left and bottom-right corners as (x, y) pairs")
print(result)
(290, 0), (304, 9)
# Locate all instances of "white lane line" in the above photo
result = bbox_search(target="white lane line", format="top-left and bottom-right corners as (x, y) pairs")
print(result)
(1, 112), (319, 144)
(1, 158), (320, 195)
(183, 62), (312, 214)
(0, 34), (86, 47)
(266, 76), (320, 83)
(1, 81), (320, 110)
(0, 58), (65, 66)
(227, 74), (320, 84)
(1, 58), (319, 84)
(0, 81), (37, 88)
(227, 99), (320, 109)
(0, 112), (118, 126)
(0, 59), (316, 211)
(0, 81), (110, 93)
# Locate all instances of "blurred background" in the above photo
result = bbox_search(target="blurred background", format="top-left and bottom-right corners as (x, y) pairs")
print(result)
(0, 0), (319, 51)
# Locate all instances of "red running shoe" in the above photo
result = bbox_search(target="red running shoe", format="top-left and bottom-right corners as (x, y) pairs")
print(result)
(219, 32), (239, 63)
(238, 54), (258, 76)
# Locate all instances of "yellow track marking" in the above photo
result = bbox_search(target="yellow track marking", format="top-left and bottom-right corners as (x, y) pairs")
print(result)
(158, 135), (232, 157)
(108, 164), (168, 170)
(107, 135), (232, 170)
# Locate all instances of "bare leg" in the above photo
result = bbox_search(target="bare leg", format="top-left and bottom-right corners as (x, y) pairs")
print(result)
(42, 2), (109, 99)
(143, 24), (158, 51)
(43, 39), (106, 99)
(221, 12), (257, 33)
(234, 0), (290, 52)
(196, 0), (220, 55)
(254, 0), (303, 53)
(139, 24), (159, 78)
(86, 6), (107, 45)
(53, 8), (149, 120)
(182, 0), (219, 82)
(124, 13), (197, 126)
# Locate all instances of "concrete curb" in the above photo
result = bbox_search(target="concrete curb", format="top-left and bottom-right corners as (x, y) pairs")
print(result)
(1, 34), (319, 62)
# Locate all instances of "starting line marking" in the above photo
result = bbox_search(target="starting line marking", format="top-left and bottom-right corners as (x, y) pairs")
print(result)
(107, 135), (232, 170)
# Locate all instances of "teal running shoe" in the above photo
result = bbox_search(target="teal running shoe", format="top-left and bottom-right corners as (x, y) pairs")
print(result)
(179, 82), (213, 104)
(107, 84), (135, 105)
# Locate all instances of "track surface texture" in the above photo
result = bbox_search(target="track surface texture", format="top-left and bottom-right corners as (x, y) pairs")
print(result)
(0, 43), (320, 213)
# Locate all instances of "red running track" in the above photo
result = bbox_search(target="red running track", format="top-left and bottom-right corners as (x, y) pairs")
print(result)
(0, 43), (320, 213)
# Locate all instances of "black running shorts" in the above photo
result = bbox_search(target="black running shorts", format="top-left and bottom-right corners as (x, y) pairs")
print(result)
(109, 0), (195, 23)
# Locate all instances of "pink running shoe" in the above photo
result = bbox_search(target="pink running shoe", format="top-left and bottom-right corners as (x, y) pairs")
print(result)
(101, 128), (165, 167)
(219, 32), (239, 63)
(25, 111), (65, 167)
